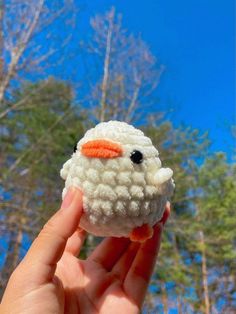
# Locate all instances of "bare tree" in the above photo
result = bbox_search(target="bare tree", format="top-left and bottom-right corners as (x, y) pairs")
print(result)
(84, 7), (164, 123)
(0, 0), (77, 108)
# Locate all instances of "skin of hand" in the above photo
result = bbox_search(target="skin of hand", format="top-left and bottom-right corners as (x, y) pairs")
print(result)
(0, 187), (170, 314)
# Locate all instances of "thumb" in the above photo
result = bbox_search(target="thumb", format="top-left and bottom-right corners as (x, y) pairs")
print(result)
(20, 187), (83, 284)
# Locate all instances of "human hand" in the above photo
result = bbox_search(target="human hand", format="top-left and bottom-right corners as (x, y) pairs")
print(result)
(0, 187), (170, 314)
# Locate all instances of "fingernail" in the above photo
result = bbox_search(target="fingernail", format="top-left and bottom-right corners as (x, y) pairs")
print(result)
(77, 226), (84, 233)
(161, 203), (171, 226)
(61, 187), (77, 210)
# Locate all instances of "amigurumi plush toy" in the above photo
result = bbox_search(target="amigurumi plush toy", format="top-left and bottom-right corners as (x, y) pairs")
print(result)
(60, 121), (174, 242)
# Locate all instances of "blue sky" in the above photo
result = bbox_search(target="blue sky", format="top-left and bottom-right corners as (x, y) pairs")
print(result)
(75, 0), (235, 156)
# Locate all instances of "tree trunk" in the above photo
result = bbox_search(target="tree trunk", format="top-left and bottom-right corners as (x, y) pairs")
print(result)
(173, 234), (183, 314)
(0, 224), (23, 297)
(199, 230), (210, 314)
(0, 189), (28, 297)
(177, 295), (183, 314)
(100, 7), (114, 122)
(161, 281), (168, 314)
(0, 0), (4, 89)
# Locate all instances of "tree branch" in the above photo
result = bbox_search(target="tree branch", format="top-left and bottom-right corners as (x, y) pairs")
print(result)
(125, 82), (140, 123)
(0, 0), (44, 103)
(100, 7), (114, 122)
(0, 80), (48, 120)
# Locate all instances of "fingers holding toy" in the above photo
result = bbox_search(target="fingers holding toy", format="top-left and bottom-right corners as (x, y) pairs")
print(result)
(124, 223), (163, 307)
(88, 236), (131, 271)
(121, 203), (170, 307)
(64, 227), (87, 257)
(113, 202), (170, 281)
(19, 187), (84, 283)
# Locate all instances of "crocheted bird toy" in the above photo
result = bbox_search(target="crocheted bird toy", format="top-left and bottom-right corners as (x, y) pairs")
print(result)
(60, 121), (174, 242)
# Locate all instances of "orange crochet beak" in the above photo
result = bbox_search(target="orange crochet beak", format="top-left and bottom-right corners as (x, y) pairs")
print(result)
(81, 139), (123, 158)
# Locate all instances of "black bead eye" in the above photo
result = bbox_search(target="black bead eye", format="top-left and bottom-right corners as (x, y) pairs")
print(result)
(130, 150), (143, 164)
(73, 144), (77, 153)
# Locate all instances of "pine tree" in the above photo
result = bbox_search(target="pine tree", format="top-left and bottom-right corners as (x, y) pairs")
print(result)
(0, 78), (85, 294)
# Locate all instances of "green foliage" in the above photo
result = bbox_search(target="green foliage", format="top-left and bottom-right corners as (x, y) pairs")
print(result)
(143, 123), (236, 312)
(198, 153), (236, 262)
(0, 79), (86, 289)
(2, 78), (85, 193)
(1, 79), (235, 312)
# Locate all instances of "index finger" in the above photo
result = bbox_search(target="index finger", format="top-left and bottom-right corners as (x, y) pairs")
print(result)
(21, 187), (83, 283)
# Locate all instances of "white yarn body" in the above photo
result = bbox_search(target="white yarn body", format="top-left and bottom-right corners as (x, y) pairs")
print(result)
(60, 121), (174, 237)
